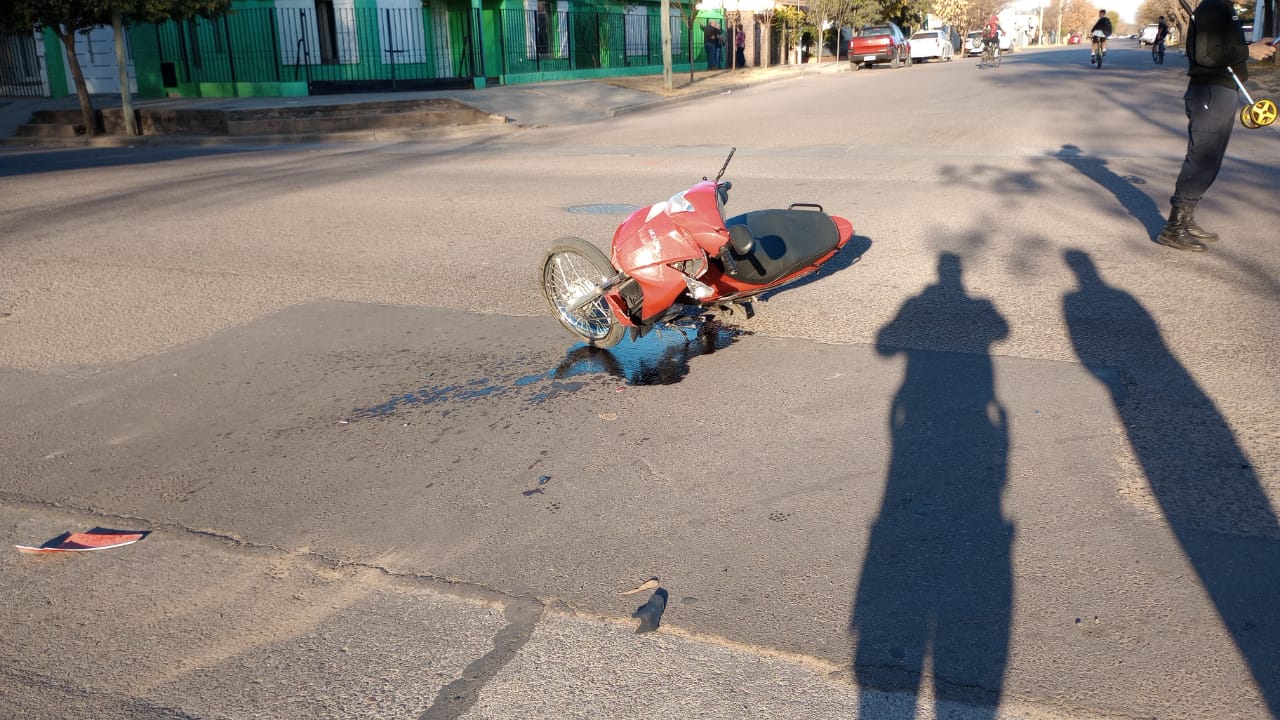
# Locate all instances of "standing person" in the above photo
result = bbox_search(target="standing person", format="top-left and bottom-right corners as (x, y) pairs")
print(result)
(1157, 0), (1276, 251)
(702, 21), (723, 69)
(735, 24), (747, 69)
(1153, 15), (1170, 62)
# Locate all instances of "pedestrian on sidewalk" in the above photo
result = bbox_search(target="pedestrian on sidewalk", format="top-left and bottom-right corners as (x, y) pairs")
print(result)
(1157, 0), (1276, 251)
(735, 25), (747, 69)
(702, 21), (724, 69)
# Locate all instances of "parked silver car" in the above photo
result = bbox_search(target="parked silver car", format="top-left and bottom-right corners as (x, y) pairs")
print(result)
(909, 29), (955, 62)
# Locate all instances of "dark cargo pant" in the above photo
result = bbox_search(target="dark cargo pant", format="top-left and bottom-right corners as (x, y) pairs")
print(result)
(1171, 82), (1238, 207)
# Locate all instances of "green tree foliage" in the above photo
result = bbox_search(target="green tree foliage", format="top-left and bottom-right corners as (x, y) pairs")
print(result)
(881, 0), (930, 31)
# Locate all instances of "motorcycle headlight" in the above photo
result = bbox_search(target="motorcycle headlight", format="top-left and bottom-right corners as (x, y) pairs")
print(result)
(665, 190), (696, 215)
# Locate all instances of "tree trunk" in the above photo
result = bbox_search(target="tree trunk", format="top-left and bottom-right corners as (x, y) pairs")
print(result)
(661, 0), (672, 91)
(55, 25), (97, 136)
(112, 12), (137, 136)
(816, 14), (825, 65)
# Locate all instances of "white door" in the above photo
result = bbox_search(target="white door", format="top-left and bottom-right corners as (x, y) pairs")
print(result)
(62, 25), (136, 95)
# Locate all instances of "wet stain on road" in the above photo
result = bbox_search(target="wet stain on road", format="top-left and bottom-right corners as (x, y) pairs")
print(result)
(350, 318), (747, 420)
(541, 319), (747, 386)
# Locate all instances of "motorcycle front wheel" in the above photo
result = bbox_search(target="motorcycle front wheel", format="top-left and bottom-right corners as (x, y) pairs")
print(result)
(542, 237), (625, 348)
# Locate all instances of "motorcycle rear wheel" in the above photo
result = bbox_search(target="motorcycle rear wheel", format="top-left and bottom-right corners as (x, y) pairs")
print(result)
(542, 237), (625, 348)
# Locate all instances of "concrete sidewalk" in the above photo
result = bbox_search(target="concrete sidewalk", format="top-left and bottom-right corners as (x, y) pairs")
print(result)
(0, 64), (843, 148)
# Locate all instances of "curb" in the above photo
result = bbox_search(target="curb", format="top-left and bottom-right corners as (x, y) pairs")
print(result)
(0, 66), (844, 149)
(610, 65), (840, 118)
(0, 117), (518, 149)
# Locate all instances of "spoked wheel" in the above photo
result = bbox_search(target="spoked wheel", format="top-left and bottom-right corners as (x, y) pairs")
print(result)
(542, 237), (625, 348)
(1241, 98), (1277, 129)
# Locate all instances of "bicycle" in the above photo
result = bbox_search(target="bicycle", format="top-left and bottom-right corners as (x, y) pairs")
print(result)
(1152, 37), (1166, 63)
(979, 39), (1001, 68)
(1089, 31), (1107, 68)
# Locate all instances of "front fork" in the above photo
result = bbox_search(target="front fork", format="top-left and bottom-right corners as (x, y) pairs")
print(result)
(569, 271), (642, 329)
(566, 271), (630, 314)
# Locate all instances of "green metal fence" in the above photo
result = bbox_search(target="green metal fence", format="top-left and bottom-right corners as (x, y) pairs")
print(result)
(154, 5), (475, 93)
(0, 32), (45, 98)
(152, 5), (710, 93)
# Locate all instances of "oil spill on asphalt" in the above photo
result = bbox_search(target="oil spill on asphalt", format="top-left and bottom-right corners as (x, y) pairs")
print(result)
(541, 318), (747, 386)
(352, 377), (514, 418)
(349, 318), (747, 420)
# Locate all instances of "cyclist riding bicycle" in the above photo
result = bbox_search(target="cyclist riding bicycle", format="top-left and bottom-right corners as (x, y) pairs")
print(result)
(1089, 9), (1113, 63)
(982, 15), (1003, 57)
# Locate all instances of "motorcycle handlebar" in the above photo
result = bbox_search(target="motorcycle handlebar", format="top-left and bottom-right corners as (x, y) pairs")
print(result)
(714, 147), (736, 183)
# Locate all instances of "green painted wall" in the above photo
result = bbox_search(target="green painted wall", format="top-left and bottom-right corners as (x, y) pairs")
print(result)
(41, 28), (69, 97)
(129, 23), (165, 97)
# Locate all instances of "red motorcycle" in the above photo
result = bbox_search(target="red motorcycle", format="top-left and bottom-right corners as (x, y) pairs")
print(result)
(541, 149), (856, 347)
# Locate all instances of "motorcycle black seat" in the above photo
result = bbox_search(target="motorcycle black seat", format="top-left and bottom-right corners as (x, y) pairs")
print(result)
(722, 209), (840, 286)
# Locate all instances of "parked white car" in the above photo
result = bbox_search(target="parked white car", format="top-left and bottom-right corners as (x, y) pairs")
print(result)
(1139, 23), (1160, 45)
(965, 30), (1013, 56)
(909, 29), (955, 62)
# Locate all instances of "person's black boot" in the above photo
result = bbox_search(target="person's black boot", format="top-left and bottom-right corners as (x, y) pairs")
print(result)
(1179, 204), (1219, 242)
(1158, 206), (1207, 252)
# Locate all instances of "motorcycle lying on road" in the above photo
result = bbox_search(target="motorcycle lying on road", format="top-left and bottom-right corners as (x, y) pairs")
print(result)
(541, 148), (856, 348)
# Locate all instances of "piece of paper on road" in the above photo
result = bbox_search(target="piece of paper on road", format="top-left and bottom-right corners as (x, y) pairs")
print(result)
(16, 528), (150, 554)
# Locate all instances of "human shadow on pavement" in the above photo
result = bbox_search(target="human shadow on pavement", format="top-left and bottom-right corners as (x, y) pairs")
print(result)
(1062, 249), (1280, 717)
(1053, 144), (1165, 241)
(851, 252), (1013, 718)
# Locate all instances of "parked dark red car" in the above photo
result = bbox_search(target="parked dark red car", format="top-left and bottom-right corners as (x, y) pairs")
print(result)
(849, 23), (912, 69)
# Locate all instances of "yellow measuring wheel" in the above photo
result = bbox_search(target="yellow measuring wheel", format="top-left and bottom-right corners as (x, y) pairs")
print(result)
(1227, 66), (1277, 129)
(1241, 98), (1277, 128)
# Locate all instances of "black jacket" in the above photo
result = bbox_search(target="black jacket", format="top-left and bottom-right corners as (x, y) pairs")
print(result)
(1090, 17), (1113, 36)
(1187, 0), (1249, 86)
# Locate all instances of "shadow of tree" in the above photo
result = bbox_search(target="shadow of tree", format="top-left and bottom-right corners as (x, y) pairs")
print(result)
(851, 252), (1013, 719)
(1062, 249), (1280, 717)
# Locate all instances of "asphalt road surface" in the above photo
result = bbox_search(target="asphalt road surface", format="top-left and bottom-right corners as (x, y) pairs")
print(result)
(2, 45), (1279, 719)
